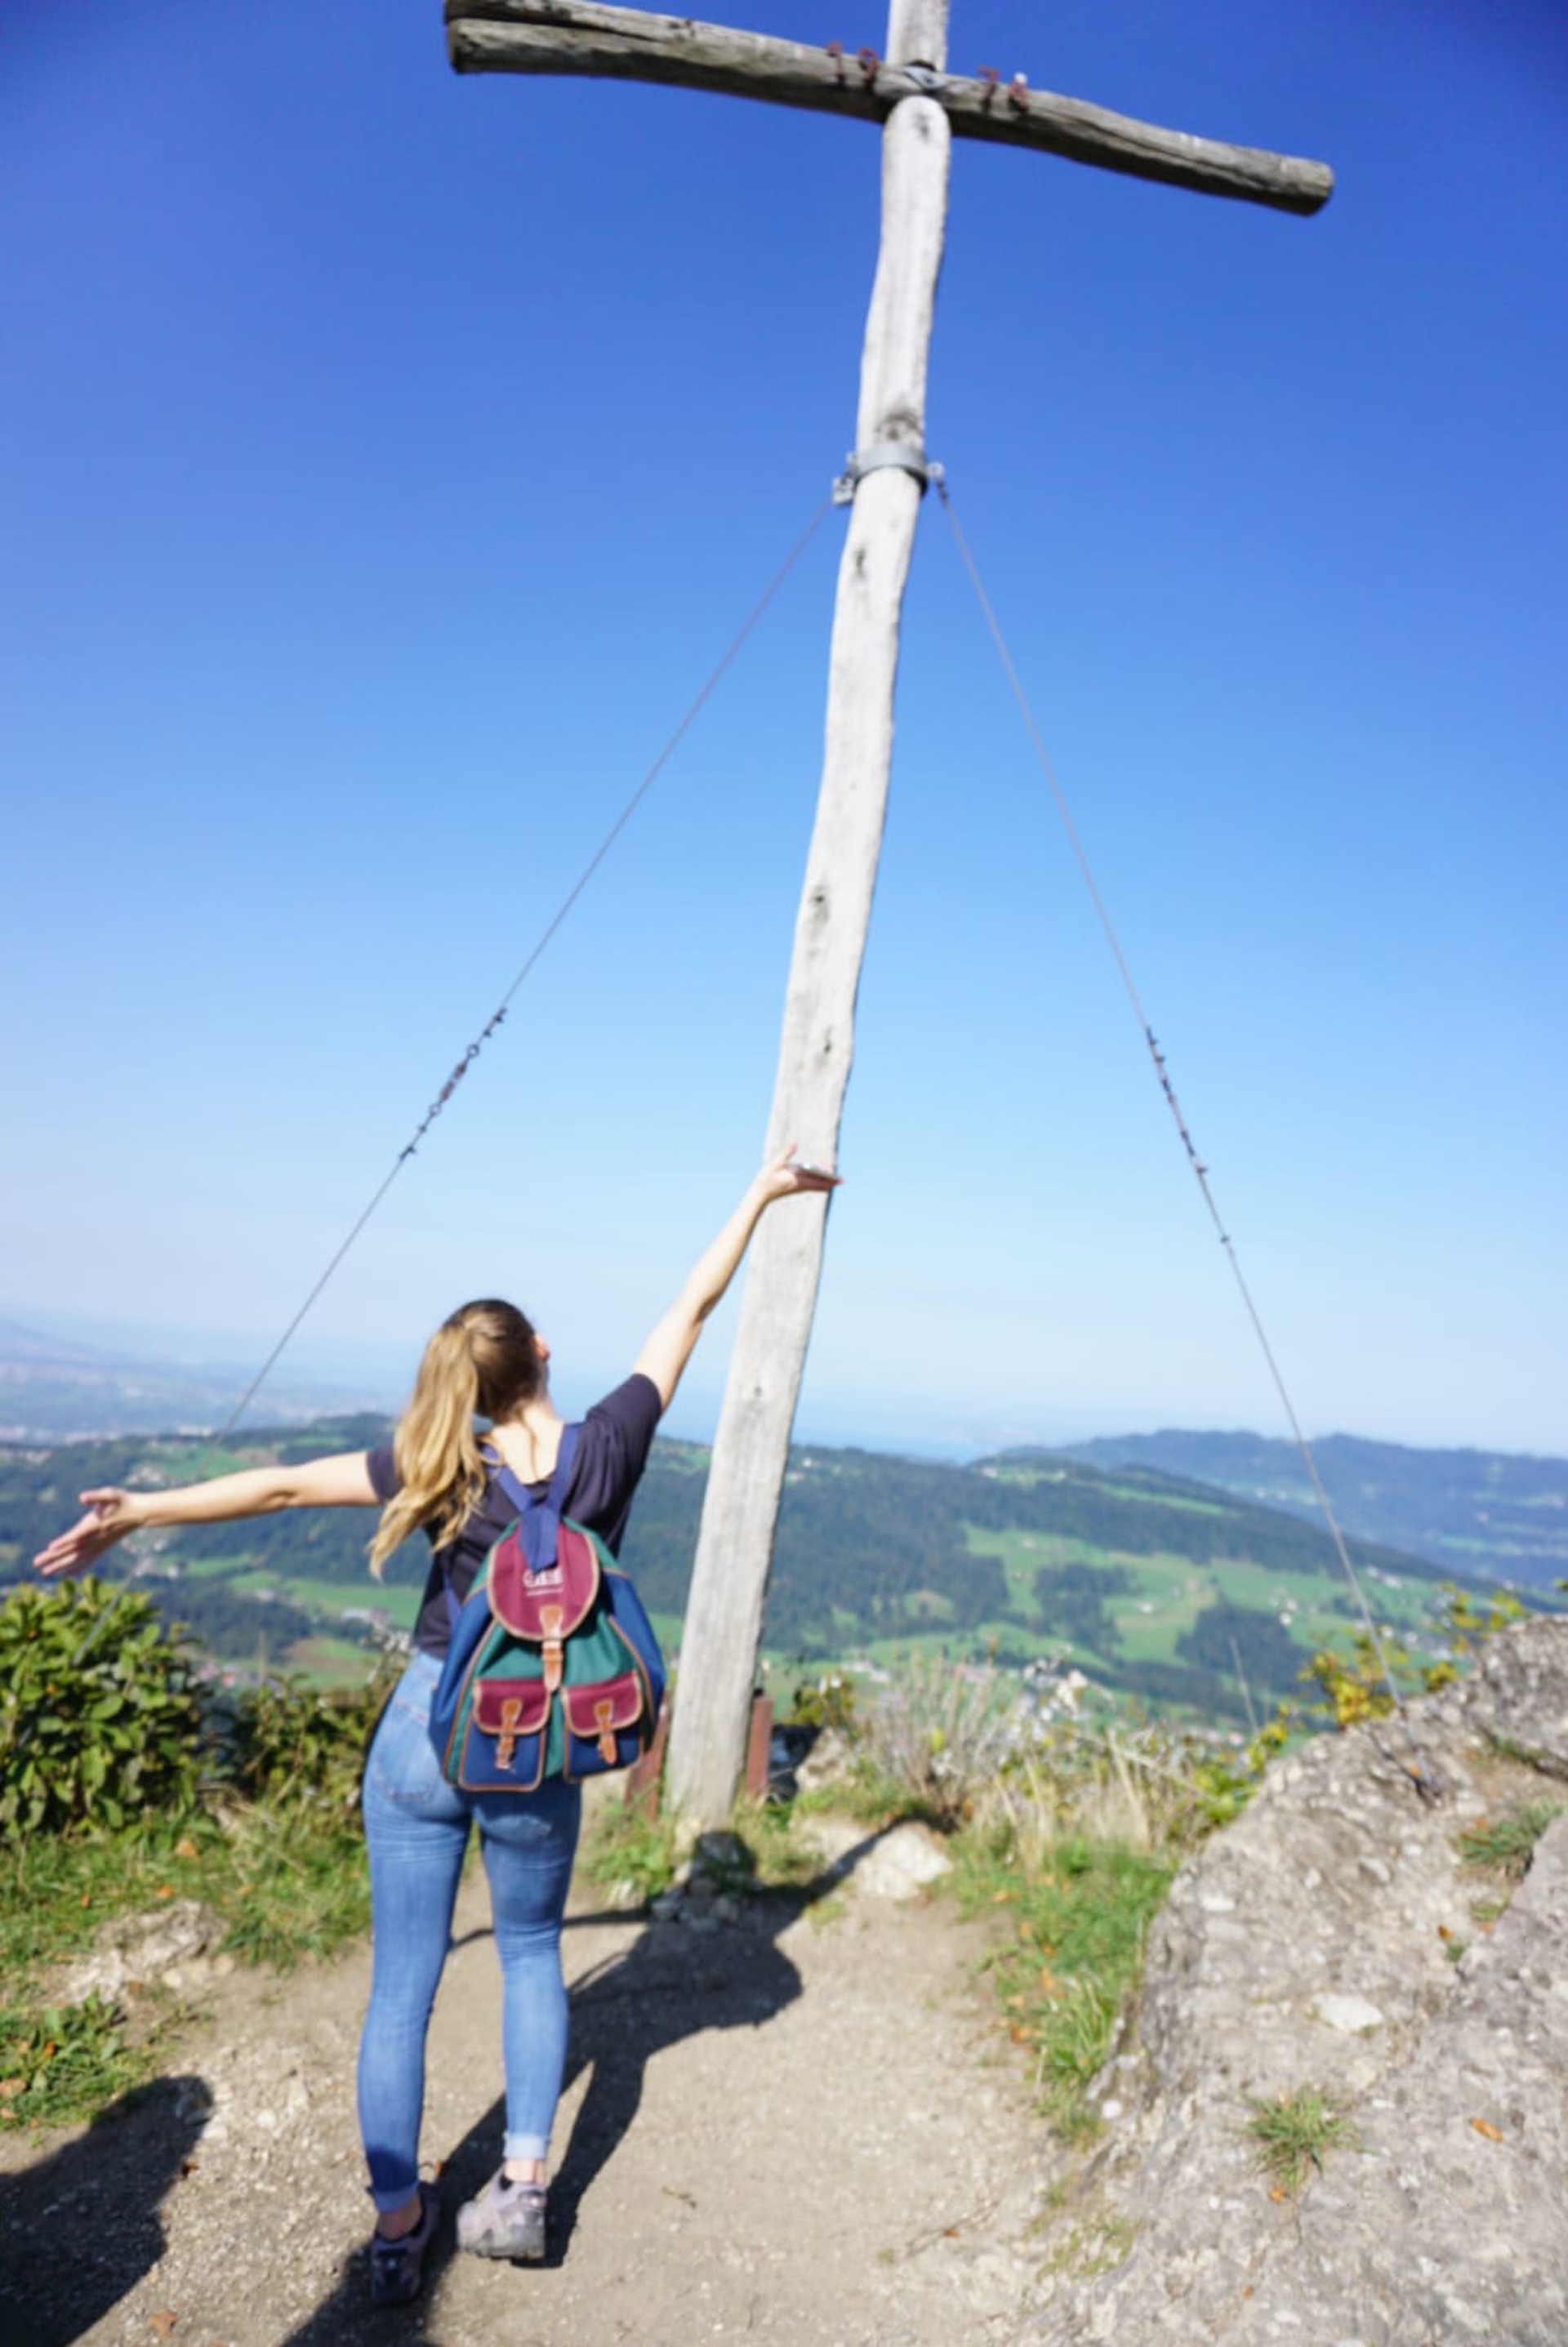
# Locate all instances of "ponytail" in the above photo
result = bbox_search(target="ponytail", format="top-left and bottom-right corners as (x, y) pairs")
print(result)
(369, 1299), (541, 1577)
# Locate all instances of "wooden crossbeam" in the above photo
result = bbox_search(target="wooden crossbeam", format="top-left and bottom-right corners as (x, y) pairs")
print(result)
(445, 1), (1333, 215)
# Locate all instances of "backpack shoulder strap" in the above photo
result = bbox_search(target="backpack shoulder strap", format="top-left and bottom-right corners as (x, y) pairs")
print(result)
(440, 1426), (585, 1628)
(490, 1423), (581, 1522)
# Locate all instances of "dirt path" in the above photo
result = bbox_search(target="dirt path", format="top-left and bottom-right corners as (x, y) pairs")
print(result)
(2, 1824), (1049, 2347)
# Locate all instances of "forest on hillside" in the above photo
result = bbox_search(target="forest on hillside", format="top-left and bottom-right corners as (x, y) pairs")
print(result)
(0, 1418), (1475, 1720)
(1066, 1431), (1568, 1588)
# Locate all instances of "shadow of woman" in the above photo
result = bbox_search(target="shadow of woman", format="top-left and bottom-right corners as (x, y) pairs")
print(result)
(0, 2073), (208, 2347)
(278, 1829), (889, 2343)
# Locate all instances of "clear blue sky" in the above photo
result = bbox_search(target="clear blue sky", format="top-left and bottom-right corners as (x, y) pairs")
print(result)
(3, 1), (1563, 1457)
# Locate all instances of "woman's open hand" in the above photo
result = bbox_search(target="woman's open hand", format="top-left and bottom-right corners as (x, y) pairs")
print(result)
(33, 1489), (142, 1580)
(755, 1143), (842, 1207)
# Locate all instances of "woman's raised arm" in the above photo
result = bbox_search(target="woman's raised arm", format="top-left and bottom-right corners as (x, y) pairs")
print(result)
(632, 1146), (840, 1412)
(33, 1450), (380, 1580)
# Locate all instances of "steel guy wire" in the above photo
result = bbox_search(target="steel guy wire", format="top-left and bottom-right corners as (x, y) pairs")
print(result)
(933, 474), (1438, 1794)
(216, 497), (833, 1441)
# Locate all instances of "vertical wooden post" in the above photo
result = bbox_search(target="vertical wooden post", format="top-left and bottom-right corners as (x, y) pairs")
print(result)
(665, 0), (951, 1828)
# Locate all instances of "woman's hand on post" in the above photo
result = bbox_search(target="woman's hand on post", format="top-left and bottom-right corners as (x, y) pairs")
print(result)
(33, 1489), (142, 1580)
(634, 1148), (844, 1410)
(755, 1143), (842, 1208)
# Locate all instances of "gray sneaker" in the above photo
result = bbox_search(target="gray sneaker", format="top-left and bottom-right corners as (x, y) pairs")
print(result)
(456, 2169), (547, 2261)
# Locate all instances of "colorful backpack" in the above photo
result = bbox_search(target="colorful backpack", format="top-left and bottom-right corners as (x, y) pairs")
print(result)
(428, 1426), (666, 1793)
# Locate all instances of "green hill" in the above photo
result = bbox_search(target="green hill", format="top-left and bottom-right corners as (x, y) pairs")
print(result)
(1, 1418), (1512, 1722)
(1063, 1430), (1568, 1589)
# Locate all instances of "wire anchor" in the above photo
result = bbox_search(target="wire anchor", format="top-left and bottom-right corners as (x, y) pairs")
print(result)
(832, 443), (943, 504)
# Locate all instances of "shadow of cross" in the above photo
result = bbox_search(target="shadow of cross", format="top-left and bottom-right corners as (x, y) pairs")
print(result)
(275, 1827), (896, 2346)
(439, 0), (1335, 1830)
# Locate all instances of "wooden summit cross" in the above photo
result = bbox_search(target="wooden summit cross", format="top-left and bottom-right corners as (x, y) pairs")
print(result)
(443, 0), (1334, 1825)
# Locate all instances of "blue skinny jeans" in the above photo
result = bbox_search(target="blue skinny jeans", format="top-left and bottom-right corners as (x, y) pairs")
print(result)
(358, 1649), (581, 2212)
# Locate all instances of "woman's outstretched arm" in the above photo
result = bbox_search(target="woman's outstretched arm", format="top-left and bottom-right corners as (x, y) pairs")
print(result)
(633, 1145), (840, 1412)
(33, 1450), (379, 1580)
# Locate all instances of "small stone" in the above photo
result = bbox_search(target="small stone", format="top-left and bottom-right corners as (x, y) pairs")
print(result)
(1314, 1993), (1386, 2034)
(854, 1824), (952, 1901)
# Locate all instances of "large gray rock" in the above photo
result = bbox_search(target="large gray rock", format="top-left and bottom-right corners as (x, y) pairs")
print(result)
(1022, 1618), (1568, 2347)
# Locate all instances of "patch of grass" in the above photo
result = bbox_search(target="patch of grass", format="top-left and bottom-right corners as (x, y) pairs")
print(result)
(1043, 2211), (1138, 2280)
(1458, 1801), (1563, 1882)
(215, 1808), (369, 1969)
(949, 1824), (1174, 2136)
(794, 1760), (941, 1833)
(0, 1821), (219, 1988)
(0, 1796), (373, 2131)
(579, 1799), (677, 1907)
(0, 1991), (153, 2131)
(1245, 2086), (1356, 2193)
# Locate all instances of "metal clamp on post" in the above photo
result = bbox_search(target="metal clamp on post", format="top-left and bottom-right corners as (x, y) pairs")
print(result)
(831, 443), (942, 505)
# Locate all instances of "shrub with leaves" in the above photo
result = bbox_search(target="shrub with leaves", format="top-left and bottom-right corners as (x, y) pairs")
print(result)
(1423, 1585), (1527, 1691)
(1302, 1631), (1410, 1729)
(0, 1579), (207, 1834)
(787, 1671), (858, 1735)
(232, 1658), (400, 1815)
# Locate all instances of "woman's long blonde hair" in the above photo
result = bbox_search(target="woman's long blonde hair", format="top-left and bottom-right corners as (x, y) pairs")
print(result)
(368, 1299), (542, 1576)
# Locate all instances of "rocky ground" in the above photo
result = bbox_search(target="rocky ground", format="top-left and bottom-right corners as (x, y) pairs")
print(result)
(0, 1813), (1052, 2347)
(1022, 1617), (1568, 2347)
(11, 1619), (1568, 2347)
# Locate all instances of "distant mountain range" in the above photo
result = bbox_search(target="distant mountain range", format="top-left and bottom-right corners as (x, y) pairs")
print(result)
(0, 1320), (382, 1441)
(1063, 1431), (1568, 1591)
(2, 1317), (1560, 1595)
(0, 1415), (1468, 1721)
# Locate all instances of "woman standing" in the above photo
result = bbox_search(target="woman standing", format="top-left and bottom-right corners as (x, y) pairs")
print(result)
(34, 1148), (837, 2304)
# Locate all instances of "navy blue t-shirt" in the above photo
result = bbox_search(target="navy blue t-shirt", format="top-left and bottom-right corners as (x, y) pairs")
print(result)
(366, 1373), (662, 1660)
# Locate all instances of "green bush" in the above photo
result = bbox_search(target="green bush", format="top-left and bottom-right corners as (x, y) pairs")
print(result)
(788, 1671), (858, 1734)
(231, 1659), (400, 1815)
(0, 1580), (207, 1834)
